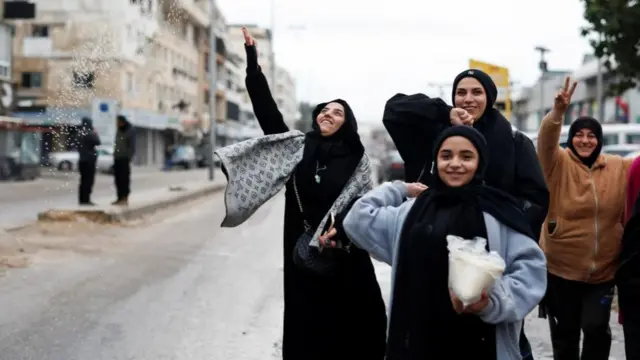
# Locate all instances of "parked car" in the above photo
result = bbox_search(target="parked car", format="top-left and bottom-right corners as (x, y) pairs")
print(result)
(377, 150), (404, 183)
(170, 145), (197, 169)
(626, 151), (640, 159)
(48, 145), (114, 173)
(602, 144), (640, 158)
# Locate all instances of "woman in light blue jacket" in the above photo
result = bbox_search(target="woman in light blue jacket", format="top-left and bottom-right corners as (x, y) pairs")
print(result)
(341, 126), (547, 360)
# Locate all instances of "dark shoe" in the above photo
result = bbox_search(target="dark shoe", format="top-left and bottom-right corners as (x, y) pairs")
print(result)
(112, 197), (128, 206)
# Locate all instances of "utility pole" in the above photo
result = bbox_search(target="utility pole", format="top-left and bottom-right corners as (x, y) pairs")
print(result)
(535, 46), (550, 123)
(270, 0), (276, 90)
(595, 35), (605, 122)
(207, 0), (217, 181)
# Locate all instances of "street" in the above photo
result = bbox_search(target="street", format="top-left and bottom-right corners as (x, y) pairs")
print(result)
(0, 190), (627, 359)
(0, 168), (214, 229)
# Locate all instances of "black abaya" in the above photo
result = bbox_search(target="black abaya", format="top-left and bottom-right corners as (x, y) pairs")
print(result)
(244, 44), (387, 360)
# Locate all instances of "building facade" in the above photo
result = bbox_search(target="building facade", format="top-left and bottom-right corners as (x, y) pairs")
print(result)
(226, 25), (274, 87)
(8, 0), (214, 166)
(274, 65), (297, 128)
(0, 22), (14, 116)
(514, 54), (640, 133)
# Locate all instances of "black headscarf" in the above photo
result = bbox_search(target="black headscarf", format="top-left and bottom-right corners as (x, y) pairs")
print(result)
(567, 116), (603, 168)
(116, 115), (132, 131)
(81, 117), (93, 130)
(450, 69), (516, 193)
(296, 99), (365, 228)
(386, 126), (533, 360)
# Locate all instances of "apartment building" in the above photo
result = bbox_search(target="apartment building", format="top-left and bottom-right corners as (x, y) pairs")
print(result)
(274, 65), (297, 128)
(226, 25), (298, 130)
(196, 0), (227, 146)
(226, 25), (275, 87)
(9, 0), (215, 166)
(0, 22), (14, 116)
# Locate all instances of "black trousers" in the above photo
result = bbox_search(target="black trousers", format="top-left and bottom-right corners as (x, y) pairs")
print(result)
(546, 273), (614, 360)
(618, 280), (640, 360)
(520, 322), (534, 360)
(78, 160), (96, 203)
(113, 158), (131, 200)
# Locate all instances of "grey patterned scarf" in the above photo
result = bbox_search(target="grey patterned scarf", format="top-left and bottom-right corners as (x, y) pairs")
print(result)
(214, 130), (373, 247)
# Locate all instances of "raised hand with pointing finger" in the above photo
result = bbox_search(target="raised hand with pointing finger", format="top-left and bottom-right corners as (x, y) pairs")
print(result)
(242, 26), (259, 72)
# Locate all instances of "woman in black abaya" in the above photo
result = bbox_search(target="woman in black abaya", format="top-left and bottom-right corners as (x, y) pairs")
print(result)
(240, 28), (387, 360)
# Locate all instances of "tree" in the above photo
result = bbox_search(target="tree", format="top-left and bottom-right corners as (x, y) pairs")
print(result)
(581, 0), (640, 94)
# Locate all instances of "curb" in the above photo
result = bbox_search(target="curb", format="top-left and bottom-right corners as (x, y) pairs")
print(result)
(35, 182), (226, 225)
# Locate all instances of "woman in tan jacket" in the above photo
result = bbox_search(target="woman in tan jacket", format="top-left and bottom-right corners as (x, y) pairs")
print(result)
(537, 77), (632, 360)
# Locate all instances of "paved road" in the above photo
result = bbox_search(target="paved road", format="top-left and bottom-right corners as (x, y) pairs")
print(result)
(0, 191), (626, 359)
(0, 168), (215, 229)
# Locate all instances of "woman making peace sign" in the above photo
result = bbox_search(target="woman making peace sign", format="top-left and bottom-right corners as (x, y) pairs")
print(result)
(537, 77), (632, 360)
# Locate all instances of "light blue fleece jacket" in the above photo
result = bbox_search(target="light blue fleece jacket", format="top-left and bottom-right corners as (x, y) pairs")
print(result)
(343, 181), (547, 360)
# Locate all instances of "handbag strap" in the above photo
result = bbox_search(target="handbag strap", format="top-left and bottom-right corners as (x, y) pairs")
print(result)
(292, 173), (312, 230)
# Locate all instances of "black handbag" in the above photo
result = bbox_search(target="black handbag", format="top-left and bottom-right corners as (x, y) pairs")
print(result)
(291, 173), (347, 276)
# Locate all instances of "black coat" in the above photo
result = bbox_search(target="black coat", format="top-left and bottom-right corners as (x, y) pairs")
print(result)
(78, 118), (101, 163)
(245, 55), (387, 359)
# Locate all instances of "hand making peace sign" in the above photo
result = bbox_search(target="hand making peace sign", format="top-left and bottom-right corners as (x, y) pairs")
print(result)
(553, 76), (578, 114)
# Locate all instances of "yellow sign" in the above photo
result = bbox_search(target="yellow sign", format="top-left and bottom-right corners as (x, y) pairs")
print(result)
(468, 59), (511, 120)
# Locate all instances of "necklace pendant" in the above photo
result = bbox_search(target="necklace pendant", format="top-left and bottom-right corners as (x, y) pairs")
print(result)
(315, 174), (321, 183)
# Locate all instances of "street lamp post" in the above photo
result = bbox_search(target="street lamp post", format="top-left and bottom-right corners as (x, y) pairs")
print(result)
(207, 0), (217, 181)
(270, 0), (276, 89)
(535, 46), (550, 123)
(595, 35), (605, 122)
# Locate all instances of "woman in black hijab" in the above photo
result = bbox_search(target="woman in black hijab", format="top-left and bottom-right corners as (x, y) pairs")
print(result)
(383, 70), (548, 359)
(240, 28), (387, 360)
(344, 126), (547, 360)
(382, 69), (548, 235)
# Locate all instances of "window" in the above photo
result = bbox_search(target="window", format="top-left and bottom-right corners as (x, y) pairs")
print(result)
(125, 72), (134, 94)
(226, 101), (240, 121)
(603, 135), (617, 146)
(21, 72), (43, 88)
(72, 71), (95, 88)
(31, 25), (49, 37)
(627, 134), (640, 144)
(0, 61), (10, 80)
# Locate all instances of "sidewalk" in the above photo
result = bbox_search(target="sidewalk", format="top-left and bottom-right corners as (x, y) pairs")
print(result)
(1, 170), (226, 231)
(39, 165), (162, 181)
(37, 179), (226, 225)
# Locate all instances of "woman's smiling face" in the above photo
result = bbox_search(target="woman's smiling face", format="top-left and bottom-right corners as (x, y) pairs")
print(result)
(454, 77), (487, 120)
(315, 102), (346, 136)
(437, 136), (480, 187)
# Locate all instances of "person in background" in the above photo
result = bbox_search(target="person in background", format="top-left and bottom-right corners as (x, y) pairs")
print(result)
(77, 117), (101, 205)
(112, 115), (135, 206)
(617, 156), (640, 359)
(383, 69), (549, 360)
(537, 77), (632, 360)
(343, 126), (547, 359)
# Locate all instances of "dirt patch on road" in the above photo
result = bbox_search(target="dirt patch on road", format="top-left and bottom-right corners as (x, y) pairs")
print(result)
(0, 218), (146, 271)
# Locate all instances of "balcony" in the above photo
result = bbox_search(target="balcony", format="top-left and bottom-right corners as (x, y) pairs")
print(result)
(22, 37), (53, 57)
(168, 0), (209, 27)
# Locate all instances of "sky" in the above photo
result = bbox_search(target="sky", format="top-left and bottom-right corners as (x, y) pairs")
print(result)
(218, 0), (594, 123)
